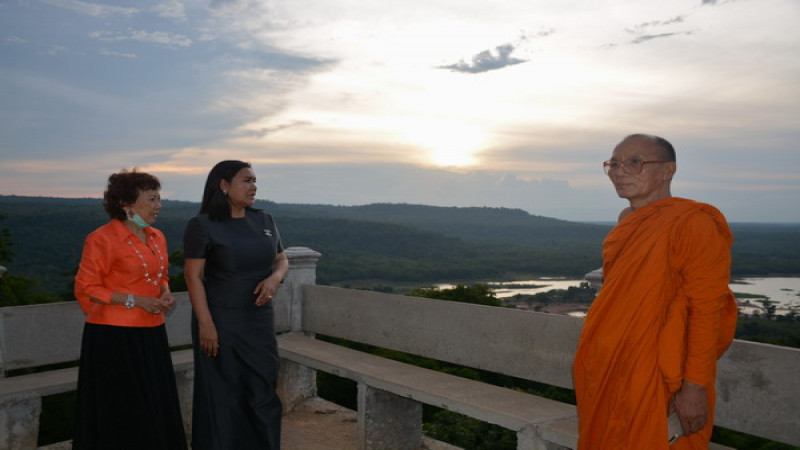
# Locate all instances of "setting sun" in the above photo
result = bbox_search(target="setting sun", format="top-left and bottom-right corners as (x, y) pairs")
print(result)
(403, 120), (488, 168)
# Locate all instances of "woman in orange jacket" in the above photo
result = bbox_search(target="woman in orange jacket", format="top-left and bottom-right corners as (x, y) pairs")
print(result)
(73, 169), (187, 450)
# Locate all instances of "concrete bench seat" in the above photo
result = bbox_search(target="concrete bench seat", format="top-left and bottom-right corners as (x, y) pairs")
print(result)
(278, 333), (735, 450)
(0, 349), (194, 400)
(279, 332), (579, 448)
(0, 367), (79, 400)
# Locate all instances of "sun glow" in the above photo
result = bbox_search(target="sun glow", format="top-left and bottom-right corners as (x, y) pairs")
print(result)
(404, 120), (488, 168)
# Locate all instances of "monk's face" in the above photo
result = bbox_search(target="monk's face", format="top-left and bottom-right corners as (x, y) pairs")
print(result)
(607, 137), (676, 208)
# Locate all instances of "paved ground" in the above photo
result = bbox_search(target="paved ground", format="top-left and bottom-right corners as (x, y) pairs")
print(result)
(282, 396), (461, 450)
(41, 396), (459, 450)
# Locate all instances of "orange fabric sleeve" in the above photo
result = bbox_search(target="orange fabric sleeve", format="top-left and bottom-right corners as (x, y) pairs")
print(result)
(672, 211), (732, 387)
(74, 229), (114, 313)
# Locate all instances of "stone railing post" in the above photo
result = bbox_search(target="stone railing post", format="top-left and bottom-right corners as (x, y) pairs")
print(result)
(283, 247), (322, 333)
(278, 247), (322, 414)
(174, 369), (194, 443)
(584, 268), (603, 292)
(0, 393), (41, 449)
(358, 384), (422, 450)
(1, 267), (42, 448)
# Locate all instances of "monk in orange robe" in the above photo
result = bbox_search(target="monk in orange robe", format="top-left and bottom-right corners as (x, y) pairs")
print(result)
(573, 134), (738, 449)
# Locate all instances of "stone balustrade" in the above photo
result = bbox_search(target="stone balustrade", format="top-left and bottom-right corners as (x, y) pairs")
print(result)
(0, 247), (798, 449)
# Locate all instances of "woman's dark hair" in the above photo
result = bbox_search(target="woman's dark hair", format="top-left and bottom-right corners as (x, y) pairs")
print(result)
(200, 160), (252, 221)
(103, 169), (161, 220)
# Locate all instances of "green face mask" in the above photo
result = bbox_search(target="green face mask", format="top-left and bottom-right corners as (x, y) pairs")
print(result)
(130, 211), (150, 229)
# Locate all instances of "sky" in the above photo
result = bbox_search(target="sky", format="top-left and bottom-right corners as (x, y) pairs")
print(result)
(1, 0), (798, 223)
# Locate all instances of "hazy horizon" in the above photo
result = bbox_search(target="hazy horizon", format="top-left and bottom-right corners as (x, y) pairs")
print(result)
(3, 193), (799, 225)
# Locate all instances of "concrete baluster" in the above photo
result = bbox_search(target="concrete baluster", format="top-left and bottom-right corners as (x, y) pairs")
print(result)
(357, 383), (422, 450)
(277, 247), (322, 414)
(0, 393), (41, 450)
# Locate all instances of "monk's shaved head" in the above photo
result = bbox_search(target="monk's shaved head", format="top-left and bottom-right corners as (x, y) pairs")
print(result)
(622, 134), (676, 162)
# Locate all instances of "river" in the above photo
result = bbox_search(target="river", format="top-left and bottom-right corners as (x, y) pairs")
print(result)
(437, 277), (800, 316)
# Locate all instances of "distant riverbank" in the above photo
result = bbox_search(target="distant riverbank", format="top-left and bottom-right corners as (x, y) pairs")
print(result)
(439, 277), (800, 317)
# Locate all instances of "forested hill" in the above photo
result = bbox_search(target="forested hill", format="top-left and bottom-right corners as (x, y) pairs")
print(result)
(268, 202), (611, 247)
(0, 196), (798, 297)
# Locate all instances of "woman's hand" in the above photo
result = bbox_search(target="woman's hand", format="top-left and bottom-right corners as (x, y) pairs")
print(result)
(135, 295), (167, 315)
(197, 321), (219, 357)
(158, 290), (176, 313)
(253, 276), (280, 306)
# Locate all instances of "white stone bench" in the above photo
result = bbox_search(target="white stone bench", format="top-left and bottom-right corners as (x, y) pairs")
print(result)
(280, 333), (577, 448)
(279, 333), (737, 450)
(0, 297), (196, 448)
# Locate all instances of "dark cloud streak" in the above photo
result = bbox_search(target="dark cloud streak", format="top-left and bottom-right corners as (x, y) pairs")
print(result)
(250, 120), (312, 138)
(626, 15), (685, 32)
(631, 31), (693, 44)
(439, 43), (526, 74)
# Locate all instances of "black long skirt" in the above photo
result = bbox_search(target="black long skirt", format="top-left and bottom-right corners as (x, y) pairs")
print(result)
(73, 323), (188, 450)
(191, 304), (282, 450)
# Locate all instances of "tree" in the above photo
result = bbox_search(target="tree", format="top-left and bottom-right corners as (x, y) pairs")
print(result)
(0, 214), (13, 263)
(407, 284), (504, 307)
(0, 216), (61, 306)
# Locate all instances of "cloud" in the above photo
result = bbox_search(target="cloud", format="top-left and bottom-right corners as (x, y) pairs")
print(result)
(36, 0), (137, 17)
(5, 36), (28, 45)
(47, 45), (69, 55)
(631, 31), (693, 44)
(627, 15), (686, 32)
(88, 29), (192, 48)
(99, 49), (137, 58)
(621, 14), (692, 44)
(439, 43), (527, 74)
(153, 0), (186, 20)
(246, 120), (313, 138)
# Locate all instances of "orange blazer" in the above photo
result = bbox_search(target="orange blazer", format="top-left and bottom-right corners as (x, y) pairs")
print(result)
(75, 219), (169, 327)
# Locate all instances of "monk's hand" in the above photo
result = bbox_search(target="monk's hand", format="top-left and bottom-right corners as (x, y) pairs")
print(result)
(673, 380), (708, 435)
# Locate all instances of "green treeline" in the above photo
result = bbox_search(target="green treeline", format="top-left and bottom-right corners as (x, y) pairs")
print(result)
(1, 195), (799, 303)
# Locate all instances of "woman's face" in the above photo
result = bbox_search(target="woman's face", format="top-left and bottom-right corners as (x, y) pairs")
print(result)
(223, 167), (257, 209)
(129, 189), (162, 224)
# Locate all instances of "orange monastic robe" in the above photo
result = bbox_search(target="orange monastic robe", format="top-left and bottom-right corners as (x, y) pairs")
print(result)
(573, 197), (738, 449)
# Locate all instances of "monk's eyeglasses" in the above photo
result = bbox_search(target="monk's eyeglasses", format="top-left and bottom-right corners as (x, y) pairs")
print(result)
(603, 158), (670, 175)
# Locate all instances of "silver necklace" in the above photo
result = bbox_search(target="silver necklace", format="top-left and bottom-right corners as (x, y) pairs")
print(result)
(127, 235), (166, 286)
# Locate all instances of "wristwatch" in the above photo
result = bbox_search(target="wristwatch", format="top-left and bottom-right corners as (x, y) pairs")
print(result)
(125, 294), (135, 309)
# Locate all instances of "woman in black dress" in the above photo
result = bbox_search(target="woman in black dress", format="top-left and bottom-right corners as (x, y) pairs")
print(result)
(183, 160), (289, 449)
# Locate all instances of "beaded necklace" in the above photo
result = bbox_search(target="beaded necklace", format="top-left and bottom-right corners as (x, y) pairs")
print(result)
(127, 235), (166, 286)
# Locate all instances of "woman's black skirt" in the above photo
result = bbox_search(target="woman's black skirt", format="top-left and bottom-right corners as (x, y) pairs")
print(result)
(73, 323), (188, 450)
(191, 304), (282, 450)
